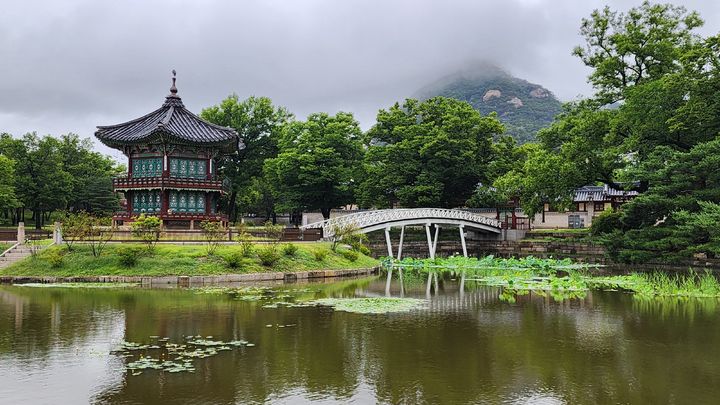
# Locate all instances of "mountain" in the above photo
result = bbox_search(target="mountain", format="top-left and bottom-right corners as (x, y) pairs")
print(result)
(414, 63), (563, 144)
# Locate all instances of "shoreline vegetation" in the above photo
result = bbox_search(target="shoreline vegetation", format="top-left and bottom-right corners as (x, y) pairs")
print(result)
(385, 256), (720, 301)
(1, 242), (378, 277)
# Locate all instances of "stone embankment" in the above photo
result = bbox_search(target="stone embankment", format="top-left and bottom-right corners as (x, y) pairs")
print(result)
(0, 267), (379, 286)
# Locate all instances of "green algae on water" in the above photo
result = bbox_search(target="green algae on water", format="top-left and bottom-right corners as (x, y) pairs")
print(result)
(309, 297), (426, 314)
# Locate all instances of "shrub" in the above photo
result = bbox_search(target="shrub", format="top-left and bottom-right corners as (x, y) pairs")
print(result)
(44, 250), (64, 268)
(329, 224), (360, 252)
(257, 245), (280, 267)
(131, 214), (162, 252)
(339, 249), (359, 262)
(591, 209), (624, 236)
(224, 252), (244, 270)
(117, 246), (143, 267)
(355, 244), (372, 256)
(263, 221), (284, 244)
(313, 249), (329, 262)
(282, 243), (299, 257)
(200, 220), (226, 256)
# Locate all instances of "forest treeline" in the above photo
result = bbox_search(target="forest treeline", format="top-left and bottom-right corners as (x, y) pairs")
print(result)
(1, 1), (718, 262)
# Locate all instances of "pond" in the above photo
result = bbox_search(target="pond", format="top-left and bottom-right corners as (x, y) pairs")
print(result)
(1, 275), (719, 404)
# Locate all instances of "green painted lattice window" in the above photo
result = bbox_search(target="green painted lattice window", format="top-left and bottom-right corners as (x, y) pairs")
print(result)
(169, 191), (207, 213)
(132, 191), (162, 214)
(169, 158), (207, 179)
(132, 158), (162, 178)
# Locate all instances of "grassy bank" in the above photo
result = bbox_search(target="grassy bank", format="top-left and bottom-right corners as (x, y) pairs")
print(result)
(1, 242), (378, 277)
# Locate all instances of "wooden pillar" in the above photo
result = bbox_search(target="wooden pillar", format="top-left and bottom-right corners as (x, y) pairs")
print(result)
(161, 190), (169, 215)
(128, 155), (133, 177)
(127, 191), (133, 215)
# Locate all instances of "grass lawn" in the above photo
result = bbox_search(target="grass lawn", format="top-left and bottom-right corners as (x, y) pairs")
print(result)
(1, 242), (378, 277)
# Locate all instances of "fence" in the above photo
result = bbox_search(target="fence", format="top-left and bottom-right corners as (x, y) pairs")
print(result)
(72, 227), (323, 242)
(0, 229), (52, 242)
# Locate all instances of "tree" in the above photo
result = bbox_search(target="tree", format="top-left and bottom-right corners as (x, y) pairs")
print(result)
(7, 133), (73, 229)
(265, 112), (364, 220)
(200, 220), (225, 256)
(573, 1), (703, 103)
(0, 155), (20, 215)
(201, 95), (293, 222)
(357, 97), (503, 209)
(57, 134), (121, 215)
(131, 214), (162, 252)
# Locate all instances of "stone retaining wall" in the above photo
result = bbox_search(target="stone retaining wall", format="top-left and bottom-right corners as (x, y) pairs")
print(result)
(0, 267), (379, 286)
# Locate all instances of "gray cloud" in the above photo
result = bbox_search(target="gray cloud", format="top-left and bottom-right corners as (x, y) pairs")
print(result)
(1, 0), (718, 161)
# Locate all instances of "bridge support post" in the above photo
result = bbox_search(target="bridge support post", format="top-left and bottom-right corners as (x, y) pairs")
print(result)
(432, 225), (441, 258)
(396, 226), (405, 260)
(459, 225), (467, 257)
(384, 227), (393, 258)
(425, 224), (434, 259)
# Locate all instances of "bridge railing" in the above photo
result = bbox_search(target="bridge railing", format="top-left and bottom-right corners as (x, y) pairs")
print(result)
(301, 208), (502, 237)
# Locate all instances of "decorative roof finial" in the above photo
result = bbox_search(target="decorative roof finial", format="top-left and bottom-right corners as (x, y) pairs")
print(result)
(170, 69), (178, 95)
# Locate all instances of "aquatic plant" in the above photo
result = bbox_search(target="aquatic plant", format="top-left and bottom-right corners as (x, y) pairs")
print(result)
(114, 335), (255, 375)
(309, 297), (426, 314)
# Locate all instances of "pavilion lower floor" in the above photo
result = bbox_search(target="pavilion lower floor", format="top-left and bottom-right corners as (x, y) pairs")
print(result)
(112, 212), (229, 229)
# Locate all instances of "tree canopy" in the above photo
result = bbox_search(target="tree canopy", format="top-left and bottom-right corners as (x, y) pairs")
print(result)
(357, 97), (503, 209)
(490, 1), (720, 262)
(201, 95), (293, 222)
(264, 112), (364, 220)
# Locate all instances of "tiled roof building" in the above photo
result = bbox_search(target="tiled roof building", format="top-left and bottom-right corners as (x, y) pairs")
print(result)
(95, 72), (238, 228)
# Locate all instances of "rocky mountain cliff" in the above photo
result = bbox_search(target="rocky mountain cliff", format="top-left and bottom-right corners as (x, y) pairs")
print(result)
(414, 64), (563, 143)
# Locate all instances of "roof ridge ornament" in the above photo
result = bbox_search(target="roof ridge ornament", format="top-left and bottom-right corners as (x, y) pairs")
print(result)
(169, 69), (178, 96)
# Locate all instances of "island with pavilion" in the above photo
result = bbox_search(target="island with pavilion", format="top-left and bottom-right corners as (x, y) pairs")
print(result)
(95, 72), (239, 229)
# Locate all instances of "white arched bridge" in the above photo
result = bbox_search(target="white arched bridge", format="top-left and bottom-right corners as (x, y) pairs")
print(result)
(300, 208), (502, 259)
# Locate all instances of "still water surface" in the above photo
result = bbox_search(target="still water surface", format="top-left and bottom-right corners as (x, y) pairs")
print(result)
(1, 276), (719, 404)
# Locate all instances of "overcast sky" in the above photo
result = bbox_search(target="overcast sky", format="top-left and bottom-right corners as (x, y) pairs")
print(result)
(1, 0), (719, 161)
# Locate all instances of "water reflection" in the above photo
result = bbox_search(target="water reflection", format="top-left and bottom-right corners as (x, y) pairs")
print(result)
(0, 277), (719, 404)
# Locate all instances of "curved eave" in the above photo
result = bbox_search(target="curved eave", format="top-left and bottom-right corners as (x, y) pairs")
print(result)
(95, 127), (238, 153)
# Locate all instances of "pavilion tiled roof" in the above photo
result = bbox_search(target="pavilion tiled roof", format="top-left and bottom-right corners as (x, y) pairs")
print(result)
(95, 74), (239, 151)
(574, 185), (638, 202)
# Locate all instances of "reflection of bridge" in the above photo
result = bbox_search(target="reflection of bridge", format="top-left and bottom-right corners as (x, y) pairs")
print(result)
(300, 208), (502, 259)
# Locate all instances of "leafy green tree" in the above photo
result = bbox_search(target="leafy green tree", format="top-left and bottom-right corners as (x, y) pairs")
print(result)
(131, 214), (162, 252)
(358, 97), (502, 208)
(4, 133), (73, 229)
(265, 112), (364, 219)
(199, 220), (226, 256)
(201, 95), (293, 222)
(57, 134), (121, 215)
(0, 155), (20, 215)
(573, 1), (703, 103)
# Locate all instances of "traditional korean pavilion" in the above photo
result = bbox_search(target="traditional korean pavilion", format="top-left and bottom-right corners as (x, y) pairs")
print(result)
(95, 72), (238, 228)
